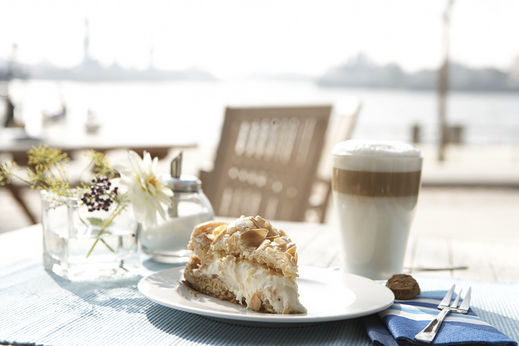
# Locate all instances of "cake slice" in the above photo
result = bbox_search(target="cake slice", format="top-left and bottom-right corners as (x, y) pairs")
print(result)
(184, 215), (306, 314)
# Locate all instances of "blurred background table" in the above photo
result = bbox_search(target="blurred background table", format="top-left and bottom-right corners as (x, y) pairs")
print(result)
(0, 128), (197, 163)
(0, 128), (197, 224)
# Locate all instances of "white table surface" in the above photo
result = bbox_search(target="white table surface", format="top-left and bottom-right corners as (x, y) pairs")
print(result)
(1, 222), (519, 345)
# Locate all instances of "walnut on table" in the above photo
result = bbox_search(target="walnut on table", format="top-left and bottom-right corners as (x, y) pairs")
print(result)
(386, 274), (420, 300)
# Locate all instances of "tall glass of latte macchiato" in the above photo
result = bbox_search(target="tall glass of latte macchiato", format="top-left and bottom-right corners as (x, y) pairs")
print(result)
(332, 140), (422, 280)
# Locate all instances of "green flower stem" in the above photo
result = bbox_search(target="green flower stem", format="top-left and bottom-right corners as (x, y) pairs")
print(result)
(100, 238), (115, 253)
(86, 232), (104, 258)
(119, 261), (129, 272)
(6, 173), (42, 188)
(85, 201), (126, 258)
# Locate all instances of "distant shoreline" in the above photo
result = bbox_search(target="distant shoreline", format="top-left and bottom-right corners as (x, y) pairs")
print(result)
(315, 83), (519, 94)
(5, 79), (519, 147)
(3, 77), (519, 95)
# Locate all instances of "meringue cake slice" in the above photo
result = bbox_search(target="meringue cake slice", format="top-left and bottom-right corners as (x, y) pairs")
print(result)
(184, 216), (306, 314)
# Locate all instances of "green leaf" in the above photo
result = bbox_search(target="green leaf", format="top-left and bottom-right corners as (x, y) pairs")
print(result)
(87, 217), (104, 227)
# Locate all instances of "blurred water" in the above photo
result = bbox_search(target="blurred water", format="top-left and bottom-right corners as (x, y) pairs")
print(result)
(6, 79), (519, 149)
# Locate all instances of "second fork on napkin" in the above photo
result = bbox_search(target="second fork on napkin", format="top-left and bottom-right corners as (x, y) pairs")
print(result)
(363, 290), (517, 345)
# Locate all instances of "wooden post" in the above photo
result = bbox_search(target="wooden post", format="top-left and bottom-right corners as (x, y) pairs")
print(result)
(438, 0), (454, 162)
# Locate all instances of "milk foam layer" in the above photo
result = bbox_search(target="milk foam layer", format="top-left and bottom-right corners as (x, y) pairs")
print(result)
(333, 140), (422, 172)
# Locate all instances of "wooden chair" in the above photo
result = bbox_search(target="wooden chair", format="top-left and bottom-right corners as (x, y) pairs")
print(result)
(200, 105), (332, 222)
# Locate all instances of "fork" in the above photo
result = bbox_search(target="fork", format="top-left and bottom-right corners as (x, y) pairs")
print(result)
(415, 285), (472, 343)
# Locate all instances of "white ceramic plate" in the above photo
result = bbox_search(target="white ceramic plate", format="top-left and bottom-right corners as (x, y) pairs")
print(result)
(138, 266), (394, 325)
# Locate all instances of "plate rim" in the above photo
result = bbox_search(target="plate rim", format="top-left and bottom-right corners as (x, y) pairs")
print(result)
(138, 265), (394, 324)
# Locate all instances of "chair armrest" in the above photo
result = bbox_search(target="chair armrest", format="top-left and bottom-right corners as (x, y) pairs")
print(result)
(199, 169), (214, 198)
(199, 169), (211, 183)
(307, 177), (332, 224)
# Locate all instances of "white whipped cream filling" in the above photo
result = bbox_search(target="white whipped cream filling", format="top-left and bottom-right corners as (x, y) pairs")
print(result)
(201, 256), (306, 313)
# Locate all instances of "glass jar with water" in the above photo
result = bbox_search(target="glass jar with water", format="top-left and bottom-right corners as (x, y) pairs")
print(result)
(41, 190), (139, 281)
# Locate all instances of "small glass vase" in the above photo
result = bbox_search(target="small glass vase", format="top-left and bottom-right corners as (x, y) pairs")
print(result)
(41, 190), (140, 281)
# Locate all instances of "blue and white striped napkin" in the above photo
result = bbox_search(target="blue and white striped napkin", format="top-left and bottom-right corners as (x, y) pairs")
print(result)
(363, 290), (517, 345)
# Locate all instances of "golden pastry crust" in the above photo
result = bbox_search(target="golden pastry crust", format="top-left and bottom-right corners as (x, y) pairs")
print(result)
(187, 216), (299, 279)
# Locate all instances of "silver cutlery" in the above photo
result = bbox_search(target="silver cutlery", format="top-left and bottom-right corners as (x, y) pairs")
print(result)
(415, 285), (472, 343)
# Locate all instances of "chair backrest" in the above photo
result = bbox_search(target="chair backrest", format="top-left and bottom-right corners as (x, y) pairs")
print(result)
(202, 105), (332, 221)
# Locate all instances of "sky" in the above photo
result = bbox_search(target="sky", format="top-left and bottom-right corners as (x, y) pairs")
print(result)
(1, 0), (518, 79)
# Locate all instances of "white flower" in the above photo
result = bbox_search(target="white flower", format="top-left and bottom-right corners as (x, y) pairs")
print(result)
(118, 151), (172, 225)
